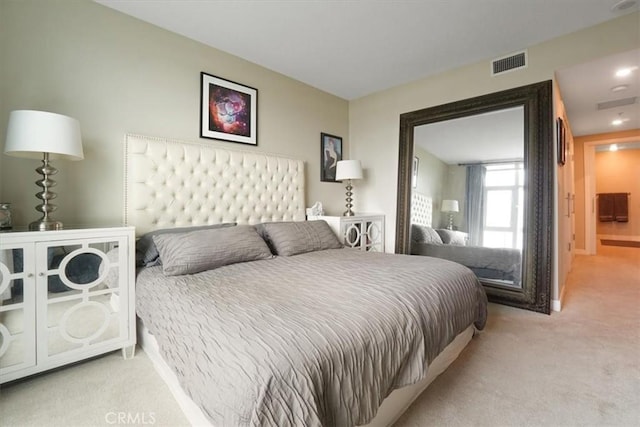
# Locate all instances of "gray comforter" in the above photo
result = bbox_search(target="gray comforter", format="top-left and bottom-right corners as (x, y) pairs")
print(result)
(136, 249), (487, 427)
(411, 242), (522, 282)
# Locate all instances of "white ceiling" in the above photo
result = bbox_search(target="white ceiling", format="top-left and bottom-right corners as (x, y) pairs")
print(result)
(96, 0), (640, 138)
(556, 49), (640, 137)
(415, 107), (524, 165)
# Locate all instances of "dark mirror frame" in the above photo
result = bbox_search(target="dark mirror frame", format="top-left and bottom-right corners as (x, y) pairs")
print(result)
(395, 81), (553, 314)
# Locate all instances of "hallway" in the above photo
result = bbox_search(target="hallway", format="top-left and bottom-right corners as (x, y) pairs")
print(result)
(563, 242), (640, 316)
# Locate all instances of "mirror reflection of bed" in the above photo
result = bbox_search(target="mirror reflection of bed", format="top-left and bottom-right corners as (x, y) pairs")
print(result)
(409, 106), (524, 289)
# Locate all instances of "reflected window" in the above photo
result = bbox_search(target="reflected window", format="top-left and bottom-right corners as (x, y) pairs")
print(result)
(483, 163), (524, 249)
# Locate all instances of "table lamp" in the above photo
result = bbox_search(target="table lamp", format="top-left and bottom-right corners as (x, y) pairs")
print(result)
(441, 199), (459, 230)
(4, 110), (84, 231)
(335, 160), (363, 216)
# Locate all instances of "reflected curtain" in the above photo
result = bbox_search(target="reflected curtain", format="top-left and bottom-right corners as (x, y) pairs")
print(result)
(465, 165), (485, 246)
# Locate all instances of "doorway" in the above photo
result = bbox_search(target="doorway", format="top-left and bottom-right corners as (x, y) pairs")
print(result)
(584, 138), (640, 254)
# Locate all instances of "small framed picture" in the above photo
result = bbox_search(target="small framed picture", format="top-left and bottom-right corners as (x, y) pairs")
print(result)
(320, 133), (343, 182)
(412, 156), (419, 188)
(557, 117), (566, 165)
(200, 72), (258, 145)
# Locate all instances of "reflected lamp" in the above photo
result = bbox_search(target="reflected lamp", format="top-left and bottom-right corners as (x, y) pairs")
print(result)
(441, 199), (459, 230)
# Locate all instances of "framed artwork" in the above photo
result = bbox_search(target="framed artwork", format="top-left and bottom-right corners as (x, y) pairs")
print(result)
(320, 133), (343, 182)
(412, 156), (419, 188)
(557, 117), (566, 165)
(200, 72), (258, 145)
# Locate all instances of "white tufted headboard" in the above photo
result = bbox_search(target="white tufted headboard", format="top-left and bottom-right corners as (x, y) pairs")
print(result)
(124, 134), (306, 235)
(410, 192), (432, 227)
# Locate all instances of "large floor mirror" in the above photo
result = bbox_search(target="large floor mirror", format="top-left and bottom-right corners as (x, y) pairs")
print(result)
(395, 81), (553, 314)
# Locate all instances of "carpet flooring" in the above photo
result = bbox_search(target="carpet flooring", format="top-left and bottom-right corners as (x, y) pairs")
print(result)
(1, 243), (638, 426)
(395, 243), (640, 426)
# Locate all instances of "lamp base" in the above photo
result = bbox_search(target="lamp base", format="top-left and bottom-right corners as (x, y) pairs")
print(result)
(446, 213), (454, 230)
(342, 180), (355, 216)
(29, 218), (63, 231)
(29, 152), (63, 231)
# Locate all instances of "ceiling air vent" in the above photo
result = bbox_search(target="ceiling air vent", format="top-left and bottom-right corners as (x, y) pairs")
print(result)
(597, 97), (637, 110)
(491, 50), (528, 76)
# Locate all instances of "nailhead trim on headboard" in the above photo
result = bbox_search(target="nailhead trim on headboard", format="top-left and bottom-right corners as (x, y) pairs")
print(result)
(124, 134), (305, 235)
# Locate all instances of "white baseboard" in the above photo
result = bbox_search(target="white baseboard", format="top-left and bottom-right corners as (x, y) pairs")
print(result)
(552, 281), (568, 312)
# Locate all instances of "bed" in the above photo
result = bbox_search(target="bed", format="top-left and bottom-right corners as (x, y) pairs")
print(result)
(409, 193), (521, 285)
(124, 134), (487, 426)
(410, 224), (522, 284)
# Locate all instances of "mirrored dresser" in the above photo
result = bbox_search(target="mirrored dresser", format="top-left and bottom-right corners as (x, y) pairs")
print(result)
(0, 225), (135, 384)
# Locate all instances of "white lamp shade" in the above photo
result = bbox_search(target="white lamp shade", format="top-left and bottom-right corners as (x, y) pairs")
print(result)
(335, 160), (363, 181)
(441, 199), (459, 213)
(4, 110), (84, 160)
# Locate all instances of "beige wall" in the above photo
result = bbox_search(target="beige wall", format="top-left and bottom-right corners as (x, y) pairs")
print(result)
(350, 12), (639, 255)
(0, 0), (349, 227)
(412, 147), (466, 230)
(596, 148), (640, 237)
(413, 145), (447, 227)
(413, 147), (467, 230)
(442, 165), (466, 231)
(553, 79), (575, 303)
(574, 129), (640, 249)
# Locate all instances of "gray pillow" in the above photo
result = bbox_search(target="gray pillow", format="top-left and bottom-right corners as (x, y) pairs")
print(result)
(256, 220), (343, 256)
(411, 224), (443, 244)
(136, 223), (236, 267)
(435, 229), (467, 246)
(152, 225), (273, 276)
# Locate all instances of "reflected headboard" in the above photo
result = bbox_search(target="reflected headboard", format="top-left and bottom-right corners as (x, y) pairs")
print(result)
(410, 192), (432, 227)
(124, 134), (305, 235)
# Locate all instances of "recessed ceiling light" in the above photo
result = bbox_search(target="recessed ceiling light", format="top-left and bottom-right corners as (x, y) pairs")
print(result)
(611, 0), (638, 11)
(611, 117), (630, 126)
(611, 84), (629, 92)
(612, 113), (629, 126)
(610, 144), (618, 151)
(616, 66), (637, 77)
